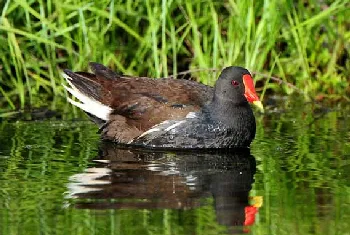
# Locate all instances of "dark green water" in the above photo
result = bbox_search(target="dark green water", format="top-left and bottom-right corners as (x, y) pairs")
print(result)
(0, 98), (349, 235)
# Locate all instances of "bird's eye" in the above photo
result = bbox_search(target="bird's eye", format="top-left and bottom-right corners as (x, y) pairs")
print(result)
(231, 80), (239, 87)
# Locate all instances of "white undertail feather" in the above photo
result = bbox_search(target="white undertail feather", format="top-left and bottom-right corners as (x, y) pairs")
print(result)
(62, 72), (112, 121)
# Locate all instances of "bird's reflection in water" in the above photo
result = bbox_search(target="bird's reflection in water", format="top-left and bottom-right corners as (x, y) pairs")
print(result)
(67, 143), (260, 233)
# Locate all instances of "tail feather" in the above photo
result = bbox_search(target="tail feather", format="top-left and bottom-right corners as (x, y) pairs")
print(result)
(62, 71), (112, 121)
(89, 62), (121, 80)
(63, 69), (101, 101)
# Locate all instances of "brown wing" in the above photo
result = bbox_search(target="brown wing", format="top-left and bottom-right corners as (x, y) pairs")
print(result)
(105, 78), (212, 129)
(64, 62), (213, 142)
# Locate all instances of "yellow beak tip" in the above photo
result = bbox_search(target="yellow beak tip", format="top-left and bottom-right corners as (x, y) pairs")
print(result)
(253, 101), (264, 113)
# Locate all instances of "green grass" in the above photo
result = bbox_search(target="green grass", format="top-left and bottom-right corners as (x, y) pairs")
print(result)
(0, 0), (349, 110)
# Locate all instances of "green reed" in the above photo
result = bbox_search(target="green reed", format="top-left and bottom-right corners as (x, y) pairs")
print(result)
(0, 0), (349, 110)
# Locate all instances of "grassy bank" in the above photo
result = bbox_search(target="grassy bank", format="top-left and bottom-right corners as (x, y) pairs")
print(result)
(0, 0), (349, 110)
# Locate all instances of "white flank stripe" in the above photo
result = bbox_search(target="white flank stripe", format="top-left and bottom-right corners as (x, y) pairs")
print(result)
(137, 128), (160, 138)
(186, 112), (197, 119)
(165, 120), (186, 131)
(62, 72), (112, 121)
(136, 120), (172, 139)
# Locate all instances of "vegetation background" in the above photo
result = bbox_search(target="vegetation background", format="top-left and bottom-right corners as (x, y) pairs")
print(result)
(0, 1), (349, 234)
(0, 0), (349, 112)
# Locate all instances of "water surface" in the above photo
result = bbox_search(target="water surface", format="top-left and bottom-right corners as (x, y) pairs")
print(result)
(0, 98), (349, 235)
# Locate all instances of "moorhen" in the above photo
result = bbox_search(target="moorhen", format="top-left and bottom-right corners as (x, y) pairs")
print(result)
(63, 63), (263, 149)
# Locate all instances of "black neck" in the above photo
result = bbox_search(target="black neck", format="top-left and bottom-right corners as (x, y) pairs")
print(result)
(205, 94), (251, 123)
